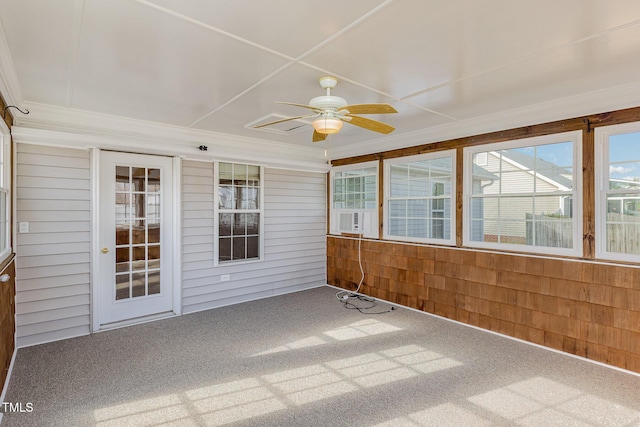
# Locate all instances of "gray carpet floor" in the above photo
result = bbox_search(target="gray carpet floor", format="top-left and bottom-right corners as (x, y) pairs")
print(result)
(2, 286), (640, 427)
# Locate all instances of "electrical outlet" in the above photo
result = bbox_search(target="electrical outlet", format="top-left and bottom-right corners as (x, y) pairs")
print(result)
(220, 274), (230, 282)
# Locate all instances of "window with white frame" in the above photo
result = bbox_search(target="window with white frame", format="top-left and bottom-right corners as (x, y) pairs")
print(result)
(384, 151), (455, 245)
(0, 120), (9, 260)
(330, 161), (378, 238)
(464, 131), (582, 256)
(217, 162), (262, 263)
(595, 123), (640, 262)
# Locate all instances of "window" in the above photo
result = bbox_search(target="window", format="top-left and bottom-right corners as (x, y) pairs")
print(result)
(330, 161), (378, 238)
(0, 120), (9, 260)
(464, 131), (582, 256)
(595, 123), (640, 262)
(384, 151), (455, 245)
(216, 162), (262, 263)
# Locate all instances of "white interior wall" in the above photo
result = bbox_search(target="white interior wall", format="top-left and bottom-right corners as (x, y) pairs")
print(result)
(14, 146), (327, 347)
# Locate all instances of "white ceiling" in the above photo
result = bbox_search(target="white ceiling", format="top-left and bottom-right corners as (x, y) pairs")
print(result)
(2, 0), (640, 160)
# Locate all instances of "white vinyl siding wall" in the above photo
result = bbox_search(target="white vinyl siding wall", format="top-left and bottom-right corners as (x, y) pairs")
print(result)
(15, 144), (91, 347)
(13, 153), (326, 347)
(182, 161), (326, 314)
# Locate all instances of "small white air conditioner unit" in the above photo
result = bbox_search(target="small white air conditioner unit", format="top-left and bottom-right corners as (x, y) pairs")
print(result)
(330, 210), (377, 238)
(339, 211), (362, 233)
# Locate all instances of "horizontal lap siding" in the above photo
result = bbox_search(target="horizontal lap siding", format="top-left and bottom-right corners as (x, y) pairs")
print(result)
(15, 144), (91, 347)
(182, 161), (326, 314)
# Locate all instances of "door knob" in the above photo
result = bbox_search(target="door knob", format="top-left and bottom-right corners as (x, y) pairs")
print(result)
(101, 248), (109, 254)
(0, 274), (9, 282)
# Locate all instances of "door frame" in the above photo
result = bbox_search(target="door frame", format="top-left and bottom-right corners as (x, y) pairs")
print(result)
(91, 148), (182, 331)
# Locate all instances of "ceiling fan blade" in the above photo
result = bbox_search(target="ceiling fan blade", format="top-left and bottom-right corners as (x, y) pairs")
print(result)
(274, 101), (323, 113)
(343, 115), (395, 134)
(253, 114), (317, 129)
(339, 103), (398, 115)
(312, 131), (327, 143)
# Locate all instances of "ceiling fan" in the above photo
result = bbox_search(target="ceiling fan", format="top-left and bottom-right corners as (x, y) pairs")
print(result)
(254, 76), (398, 142)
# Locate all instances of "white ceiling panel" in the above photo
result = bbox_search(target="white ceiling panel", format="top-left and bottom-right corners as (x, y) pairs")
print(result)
(72, 0), (289, 126)
(408, 22), (640, 120)
(0, 0), (80, 105)
(2, 0), (640, 158)
(143, 0), (389, 58)
(302, 0), (640, 100)
(192, 64), (450, 145)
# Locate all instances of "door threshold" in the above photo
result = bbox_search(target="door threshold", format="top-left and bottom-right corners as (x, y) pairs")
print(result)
(98, 311), (177, 332)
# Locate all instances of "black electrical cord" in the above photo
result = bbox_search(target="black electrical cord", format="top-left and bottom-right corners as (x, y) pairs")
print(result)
(340, 294), (396, 314)
(335, 233), (396, 314)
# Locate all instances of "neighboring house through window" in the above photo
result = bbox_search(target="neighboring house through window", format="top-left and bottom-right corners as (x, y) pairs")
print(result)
(464, 131), (582, 257)
(595, 123), (640, 262)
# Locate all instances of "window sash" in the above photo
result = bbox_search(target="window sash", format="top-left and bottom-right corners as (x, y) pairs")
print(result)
(215, 162), (263, 265)
(464, 131), (582, 257)
(0, 125), (10, 259)
(595, 123), (640, 262)
(384, 151), (456, 245)
(332, 165), (377, 210)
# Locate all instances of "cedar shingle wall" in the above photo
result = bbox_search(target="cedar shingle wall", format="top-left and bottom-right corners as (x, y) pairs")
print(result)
(0, 260), (15, 392)
(0, 95), (14, 394)
(327, 236), (640, 373)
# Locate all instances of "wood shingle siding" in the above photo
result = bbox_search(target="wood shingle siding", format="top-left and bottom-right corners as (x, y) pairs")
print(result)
(15, 144), (91, 347)
(327, 236), (640, 373)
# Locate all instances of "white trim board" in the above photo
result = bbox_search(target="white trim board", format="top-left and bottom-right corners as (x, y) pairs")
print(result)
(329, 80), (640, 160)
(11, 103), (330, 173)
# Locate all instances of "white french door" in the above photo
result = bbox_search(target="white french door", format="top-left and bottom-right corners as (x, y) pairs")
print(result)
(97, 151), (174, 327)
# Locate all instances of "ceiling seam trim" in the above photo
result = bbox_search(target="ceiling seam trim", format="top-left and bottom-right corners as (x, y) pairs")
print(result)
(133, 0), (296, 63)
(401, 17), (640, 101)
(292, 0), (395, 62)
(187, 63), (295, 128)
(140, 0), (397, 129)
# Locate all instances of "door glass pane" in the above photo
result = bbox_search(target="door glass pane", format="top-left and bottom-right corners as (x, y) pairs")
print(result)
(148, 271), (160, 295)
(148, 168), (160, 192)
(116, 220), (130, 245)
(114, 164), (162, 301)
(116, 166), (130, 190)
(147, 194), (160, 219)
(132, 194), (145, 218)
(132, 272), (146, 297)
(148, 223), (160, 244)
(115, 274), (130, 300)
(132, 167), (146, 191)
(132, 220), (146, 245)
(132, 246), (146, 271)
(116, 247), (130, 273)
(148, 245), (160, 269)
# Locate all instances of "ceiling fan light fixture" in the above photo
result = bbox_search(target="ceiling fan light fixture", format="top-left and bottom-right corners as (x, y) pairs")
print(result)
(312, 116), (343, 134)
